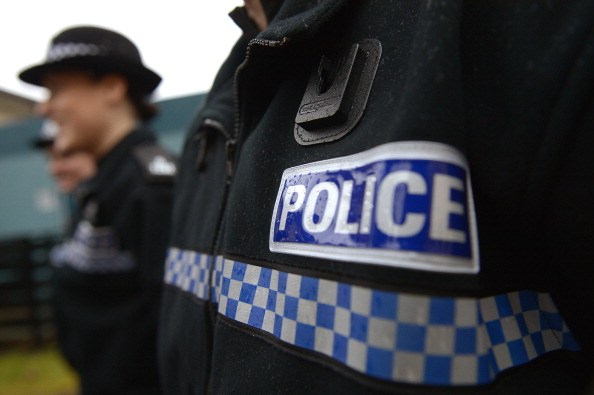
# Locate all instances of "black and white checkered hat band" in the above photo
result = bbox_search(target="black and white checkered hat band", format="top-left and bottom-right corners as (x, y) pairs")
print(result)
(46, 42), (104, 62)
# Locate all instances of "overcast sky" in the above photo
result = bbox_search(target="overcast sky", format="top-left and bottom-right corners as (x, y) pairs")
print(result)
(1, 1), (244, 102)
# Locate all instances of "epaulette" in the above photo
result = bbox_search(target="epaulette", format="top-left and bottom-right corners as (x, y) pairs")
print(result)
(132, 143), (178, 183)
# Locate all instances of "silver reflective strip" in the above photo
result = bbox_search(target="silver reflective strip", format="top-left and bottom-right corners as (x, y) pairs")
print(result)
(47, 42), (102, 62)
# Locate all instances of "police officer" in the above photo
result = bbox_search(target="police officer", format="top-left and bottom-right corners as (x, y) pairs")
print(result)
(19, 26), (177, 394)
(157, 1), (282, 393)
(163, 1), (594, 394)
(34, 119), (96, 195)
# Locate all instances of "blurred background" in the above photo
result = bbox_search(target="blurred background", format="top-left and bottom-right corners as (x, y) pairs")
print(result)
(0, 2), (243, 393)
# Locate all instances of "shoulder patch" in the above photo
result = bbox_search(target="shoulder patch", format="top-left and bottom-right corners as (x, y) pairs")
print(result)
(133, 143), (178, 183)
(269, 141), (479, 274)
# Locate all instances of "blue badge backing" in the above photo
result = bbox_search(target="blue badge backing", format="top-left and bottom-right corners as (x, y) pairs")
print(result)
(269, 141), (479, 273)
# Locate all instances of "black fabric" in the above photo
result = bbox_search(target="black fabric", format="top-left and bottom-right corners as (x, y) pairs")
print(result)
(215, 0), (594, 393)
(53, 128), (174, 394)
(167, 33), (253, 252)
(158, 287), (214, 394)
(157, 26), (252, 395)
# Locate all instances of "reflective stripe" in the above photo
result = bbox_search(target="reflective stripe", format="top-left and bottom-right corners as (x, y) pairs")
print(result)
(164, 248), (213, 300)
(47, 42), (103, 62)
(211, 256), (225, 303)
(164, 248), (581, 386)
(218, 261), (581, 385)
(164, 248), (224, 302)
(51, 221), (135, 273)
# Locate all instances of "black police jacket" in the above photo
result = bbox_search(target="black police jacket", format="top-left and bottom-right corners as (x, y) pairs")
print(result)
(161, 0), (594, 394)
(51, 127), (176, 394)
(157, 4), (286, 392)
(157, 32), (252, 393)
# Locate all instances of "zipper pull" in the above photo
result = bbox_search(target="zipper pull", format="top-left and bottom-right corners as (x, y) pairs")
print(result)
(193, 130), (209, 172)
(225, 138), (237, 180)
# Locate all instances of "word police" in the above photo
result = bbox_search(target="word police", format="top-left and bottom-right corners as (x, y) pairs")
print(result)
(270, 142), (479, 273)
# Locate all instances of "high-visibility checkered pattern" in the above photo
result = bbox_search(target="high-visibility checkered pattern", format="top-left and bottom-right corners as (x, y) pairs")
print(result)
(164, 247), (212, 300)
(217, 260), (580, 386)
(163, 248), (581, 386)
(51, 221), (135, 273)
(211, 256), (224, 303)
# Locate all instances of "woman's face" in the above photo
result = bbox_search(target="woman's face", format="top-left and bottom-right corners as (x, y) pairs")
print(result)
(37, 70), (111, 157)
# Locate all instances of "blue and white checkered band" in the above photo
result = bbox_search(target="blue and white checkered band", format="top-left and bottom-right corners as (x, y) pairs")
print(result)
(50, 221), (135, 273)
(46, 42), (103, 62)
(270, 141), (479, 274)
(163, 247), (224, 301)
(218, 260), (581, 386)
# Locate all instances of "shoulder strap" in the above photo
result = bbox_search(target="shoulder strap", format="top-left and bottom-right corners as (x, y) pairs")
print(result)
(132, 143), (178, 183)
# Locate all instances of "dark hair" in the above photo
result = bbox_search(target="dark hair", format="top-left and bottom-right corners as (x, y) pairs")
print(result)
(85, 68), (158, 122)
(128, 88), (158, 122)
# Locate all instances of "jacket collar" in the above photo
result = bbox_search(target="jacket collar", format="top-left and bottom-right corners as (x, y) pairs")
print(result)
(77, 126), (156, 200)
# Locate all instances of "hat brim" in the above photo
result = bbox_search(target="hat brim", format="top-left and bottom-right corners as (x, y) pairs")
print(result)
(19, 56), (161, 95)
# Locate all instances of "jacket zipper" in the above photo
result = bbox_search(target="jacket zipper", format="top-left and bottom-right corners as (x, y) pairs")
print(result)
(228, 37), (290, 181)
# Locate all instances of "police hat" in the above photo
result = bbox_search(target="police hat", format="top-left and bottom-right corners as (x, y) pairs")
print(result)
(19, 26), (161, 94)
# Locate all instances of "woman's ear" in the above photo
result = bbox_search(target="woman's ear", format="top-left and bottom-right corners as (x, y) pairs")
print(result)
(100, 73), (129, 104)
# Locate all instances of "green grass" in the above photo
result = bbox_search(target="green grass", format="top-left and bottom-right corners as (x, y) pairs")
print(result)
(0, 346), (78, 395)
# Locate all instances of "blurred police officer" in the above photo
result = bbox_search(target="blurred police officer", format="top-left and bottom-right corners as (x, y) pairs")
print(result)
(34, 119), (96, 195)
(163, 0), (594, 394)
(33, 119), (96, 242)
(19, 26), (177, 395)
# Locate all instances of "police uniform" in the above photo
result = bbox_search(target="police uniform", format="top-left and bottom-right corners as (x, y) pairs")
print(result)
(156, 4), (283, 389)
(162, 0), (594, 393)
(157, 38), (246, 393)
(52, 128), (176, 394)
(20, 25), (175, 395)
